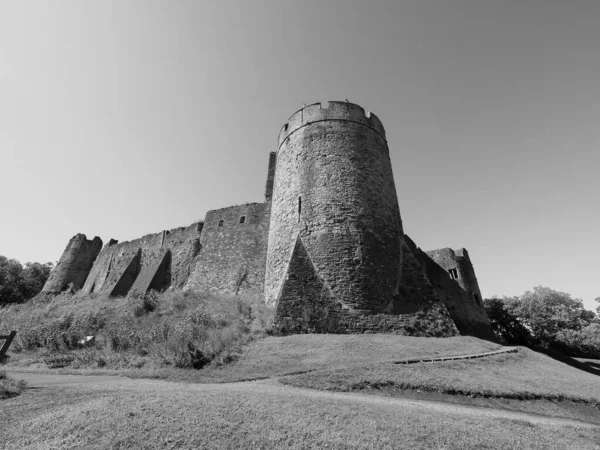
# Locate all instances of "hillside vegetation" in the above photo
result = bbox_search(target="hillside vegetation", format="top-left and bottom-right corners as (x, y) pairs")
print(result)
(0, 289), (273, 371)
(0, 256), (52, 306)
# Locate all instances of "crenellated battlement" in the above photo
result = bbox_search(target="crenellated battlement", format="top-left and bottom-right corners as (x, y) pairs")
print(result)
(277, 101), (386, 148)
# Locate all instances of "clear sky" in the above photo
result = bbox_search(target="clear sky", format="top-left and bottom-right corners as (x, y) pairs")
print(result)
(1, 1), (598, 310)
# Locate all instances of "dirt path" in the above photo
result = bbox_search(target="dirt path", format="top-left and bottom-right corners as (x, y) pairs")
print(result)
(8, 370), (598, 429)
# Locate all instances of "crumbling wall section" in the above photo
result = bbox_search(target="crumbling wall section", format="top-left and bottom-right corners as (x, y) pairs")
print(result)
(42, 234), (103, 293)
(417, 244), (494, 339)
(82, 222), (203, 296)
(185, 203), (270, 295)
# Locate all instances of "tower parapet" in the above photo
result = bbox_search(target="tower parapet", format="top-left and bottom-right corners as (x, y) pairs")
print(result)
(278, 101), (386, 149)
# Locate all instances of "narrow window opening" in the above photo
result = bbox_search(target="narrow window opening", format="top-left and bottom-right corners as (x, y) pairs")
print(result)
(239, 216), (246, 224)
(474, 293), (481, 306)
(448, 268), (458, 280)
(218, 219), (224, 227)
(298, 196), (302, 222)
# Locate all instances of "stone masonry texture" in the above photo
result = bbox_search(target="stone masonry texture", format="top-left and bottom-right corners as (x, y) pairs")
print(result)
(184, 202), (270, 295)
(42, 234), (103, 293)
(43, 101), (494, 339)
(265, 101), (403, 313)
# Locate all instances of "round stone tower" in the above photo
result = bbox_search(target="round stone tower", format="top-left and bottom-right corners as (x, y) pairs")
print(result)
(265, 101), (404, 314)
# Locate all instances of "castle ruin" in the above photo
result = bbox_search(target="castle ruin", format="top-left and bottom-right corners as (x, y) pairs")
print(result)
(43, 101), (493, 339)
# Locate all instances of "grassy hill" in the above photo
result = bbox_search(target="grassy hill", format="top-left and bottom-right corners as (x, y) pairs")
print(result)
(2, 289), (600, 418)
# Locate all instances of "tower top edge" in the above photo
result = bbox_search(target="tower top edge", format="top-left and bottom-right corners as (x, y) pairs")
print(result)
(278, 101), (386, 147)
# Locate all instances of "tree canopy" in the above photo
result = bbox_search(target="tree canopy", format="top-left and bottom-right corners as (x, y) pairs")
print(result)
(485, 286), (599, 358)
(0, 256), (53, 306)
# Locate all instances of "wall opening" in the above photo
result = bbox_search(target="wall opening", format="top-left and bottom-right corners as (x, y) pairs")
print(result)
(218, 219), (224, 227)
(473, 293), (481, 306)
(298, 196), (302, 222)
(239, 216), (246, 224)
(448, 268), (459, 280)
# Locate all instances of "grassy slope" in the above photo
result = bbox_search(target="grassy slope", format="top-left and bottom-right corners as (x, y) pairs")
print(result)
(209, 334), (502, 380)
(281, 347), (600, 404)
(3, 376), (599, 450)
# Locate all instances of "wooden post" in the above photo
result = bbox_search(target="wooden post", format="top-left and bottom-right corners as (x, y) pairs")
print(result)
(0, 331), (17, 356)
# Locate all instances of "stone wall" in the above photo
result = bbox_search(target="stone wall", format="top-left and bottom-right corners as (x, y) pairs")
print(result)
(41, 99), (493, 341)
(185, 203), (270, 295)
(42, 234), (103, 293)
(81, 223), (202, 296)
(412, 241), (494, 339)
(274, 235), (457, 336)
(264, 152), (277, 201)
(266, 101), (404, 313)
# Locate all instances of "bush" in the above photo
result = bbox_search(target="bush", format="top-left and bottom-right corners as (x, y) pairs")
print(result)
(0, 370), (27, 399)
(130, 291), (160, 317)
(404, 303), (459, 338)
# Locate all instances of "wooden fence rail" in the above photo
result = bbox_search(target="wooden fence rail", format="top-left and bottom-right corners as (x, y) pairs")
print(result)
(0, 331), (17, 357)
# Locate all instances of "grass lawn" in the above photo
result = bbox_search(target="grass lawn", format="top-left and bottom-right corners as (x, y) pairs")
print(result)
(281, 347), (600, 404)
(4, 334), (503, 384)
(2, 375), (599, 449)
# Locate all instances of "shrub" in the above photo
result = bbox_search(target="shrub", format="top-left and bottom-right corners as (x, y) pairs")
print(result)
(130, 291), (160, 317)
(404, 303), (459, 338)
(0, 370), (27, 399)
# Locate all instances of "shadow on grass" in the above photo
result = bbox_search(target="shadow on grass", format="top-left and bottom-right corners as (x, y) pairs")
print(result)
(538, 348), (600, 377)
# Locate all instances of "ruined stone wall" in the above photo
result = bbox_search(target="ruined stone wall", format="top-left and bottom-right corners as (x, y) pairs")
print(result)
(185, 203), (270, 295)
(418, 245), (494, 339)
(82, 223), (202, 297)
(266, 101), (404, 313)
(42, 234), (103, 293)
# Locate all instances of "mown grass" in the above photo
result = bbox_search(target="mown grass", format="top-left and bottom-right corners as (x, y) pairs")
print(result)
(281, 347), (600, 405)
(211, 334), (502, 380)
(0, 289), (273, 371)
(3, 374), (599, 449)
(0, 370), (27, 399)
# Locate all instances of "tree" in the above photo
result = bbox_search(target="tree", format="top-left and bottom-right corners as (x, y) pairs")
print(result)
(0, 257), (24, 304)
(21, 262), (53, 299)
(0, 256), (53, 305)
(483, 297), (535, 346)
(505, 286), (595, 342)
